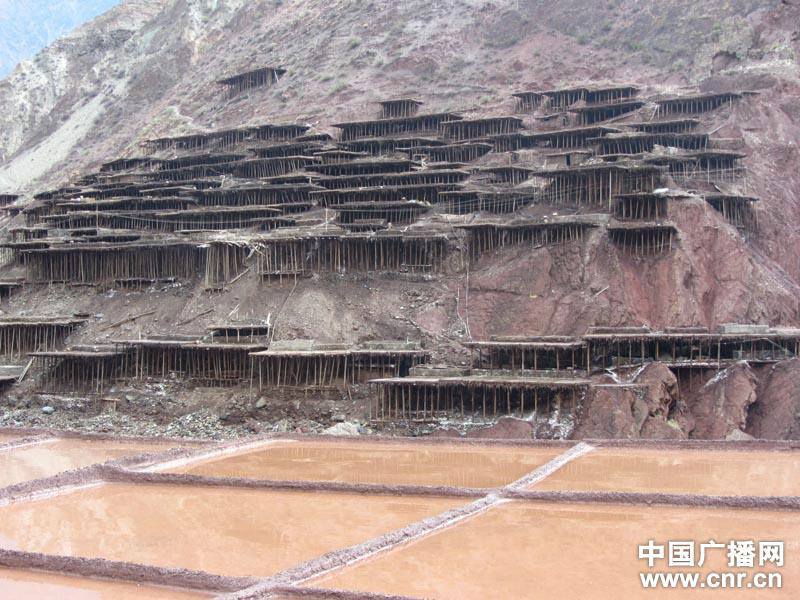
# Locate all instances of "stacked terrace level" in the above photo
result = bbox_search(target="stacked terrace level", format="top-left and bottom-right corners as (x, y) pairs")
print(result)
(30, 345), (128, 394)
(655, 92), (742, 117)
(532, 162), (664, 209)
(513, 85), (640, 112)
(0, 317), (85, 357)
(217, 66), (286, 97)
(332, 112), (462, 141)
(456, 216), (602, 260)
(142, 123), (310, 152)
(254, 230), (451, 278)
(250, 340), (428, 390)
(370, 371), (587, 423)
(114, 338), (267, 387)
(378, 98), (423, 119)
(435, 190), (535, 215)
(440, 117), (523, 141)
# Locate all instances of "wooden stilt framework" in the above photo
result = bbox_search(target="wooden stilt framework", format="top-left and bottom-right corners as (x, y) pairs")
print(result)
(404, 143), (493, 163)
(378, 99), (424, 119)
(0, 318), (85, 357)
(205, 241), (250, 287)
(207, 323), (272, 343)
(521, 126), (622, 150)
(456, 220), (597, 260)
(441, 117), (523, 141)
(626, 119), (700, 134)
(332, 113), (462, 141)
(115, 340), (267, 386)
(569, 100), (645, 126)
(584, 332), (800, 372)
(591, 132), (709, 155)
(338, 137), (445, 156)
(254, 232), (449, 277)
(307, 158), (416, 176)
(613, 193), (670, 221)
(608, 224), (677, 256)
(312, 184), (458, 206)
(0, 281), (23, 300)
(314, 169), (470, 190)
(217, 67), (286, 97)
(142, 123), (309, 153)
(22, 243), (206, 285)
(369, 376), (588, 423)
(477, 166), (534, 186)
(655, 92), (742, 117)
(465, 340), (588, 375)
(30, 348), (128, 394)
(250, 348), (429, 390)
(512, 86), (640, 113)
(643, 151), (746, 183)
(435, 190), (534, 215)
(703, 194), (758, 231)
(42, 207), (287, 233)
(334, 201), (430, 225)
(191, 184), (317, 208)
(532, 163), (664, 210)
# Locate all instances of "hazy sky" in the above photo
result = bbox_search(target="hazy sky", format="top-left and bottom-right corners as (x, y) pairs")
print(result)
(0, 0), (122, 78)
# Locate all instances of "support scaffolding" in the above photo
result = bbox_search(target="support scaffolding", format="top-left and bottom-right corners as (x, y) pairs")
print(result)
(370, 375), (587, 422)
(655, 92), (742, 117)
(608, 223), (677, 255)
(406, 143), (492, 163)
(465, 339), (588, 374)
(378, 99), (424, 119)
(251, 347), (428, 389)
(30, 348), (128, 393)
(254, 232), (450, 277)
(441, 117), (523, 141)
(116, 340), (266, 386)
(613, 193), (670, 221)
(533, 163), (663, 209)
(217, 67), (286, 97)
(457, 219), (597, 260)
(22, 243), (205, 284)
(703, 193), (758, 230)
(333, 113), (462, 141)
(0, 318), (84, 357)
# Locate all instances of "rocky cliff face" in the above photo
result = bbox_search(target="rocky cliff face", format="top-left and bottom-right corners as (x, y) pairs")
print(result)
(0, 0), (799, 439)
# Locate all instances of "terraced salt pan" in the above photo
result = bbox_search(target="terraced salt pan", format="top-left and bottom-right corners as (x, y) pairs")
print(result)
(312, 501), (800, 599)
(530, 447), (800, 496)
(0, 483), (463, 577)
(172, 440), (561, 488)
(0, 438), (178, 488)
(0, 568), (208, 599)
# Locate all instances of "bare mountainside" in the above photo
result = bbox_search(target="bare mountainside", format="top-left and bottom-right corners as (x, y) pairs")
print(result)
(0, 0), (799, 441)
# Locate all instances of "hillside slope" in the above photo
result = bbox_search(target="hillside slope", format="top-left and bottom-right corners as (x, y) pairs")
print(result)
(0, 0), (799, 440)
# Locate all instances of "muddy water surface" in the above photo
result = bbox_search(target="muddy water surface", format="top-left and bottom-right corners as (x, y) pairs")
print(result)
(313, 500), (800, 599)
(531, 448), (800, 496)
(174, 440), (560, 487)
(0, 483), (462, 577)
(0, 438), (177, 488)
(0, 568), (209, 599)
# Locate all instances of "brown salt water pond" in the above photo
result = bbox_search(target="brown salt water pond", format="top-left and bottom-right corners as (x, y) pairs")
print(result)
(312, 500), (800, 599)
(0, 568), (208, 599)
(0, 482), (463, 577)
(172, 440), (560, 488)
(531, 447), (800, 496)
(0, 438), (177, 488)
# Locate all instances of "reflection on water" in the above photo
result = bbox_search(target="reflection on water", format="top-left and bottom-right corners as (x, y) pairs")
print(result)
(178, 441), (560, 488)
(533, 449), (800, 496)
